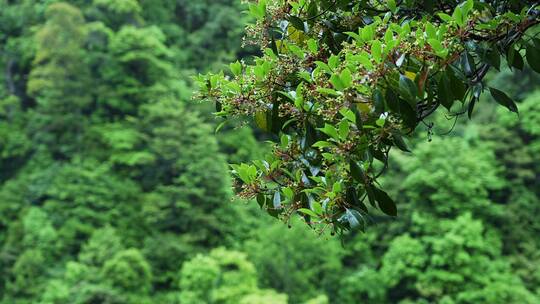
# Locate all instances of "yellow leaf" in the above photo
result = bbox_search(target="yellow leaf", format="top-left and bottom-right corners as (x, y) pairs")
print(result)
(405, 71), (416, 80)
(275, 40), (287, 53)
(255, 111), (270, 131)
(356, 103), (372, 113)
(288, 27), (307, 44)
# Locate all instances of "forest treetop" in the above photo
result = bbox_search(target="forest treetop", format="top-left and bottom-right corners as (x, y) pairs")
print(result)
(197, 0), (540, 234)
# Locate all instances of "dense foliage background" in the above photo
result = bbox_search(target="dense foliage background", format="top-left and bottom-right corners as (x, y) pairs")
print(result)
(0, 1), (539, 303)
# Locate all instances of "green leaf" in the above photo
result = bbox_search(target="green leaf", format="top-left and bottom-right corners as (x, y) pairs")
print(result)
(298, 208), (318, 217)
(306, 1), (318, 20)
(399, 74), (418, 104)
(340, 68), (352, 88)
(315, 61), (331, 73)
(298, 71), (312, 82)
(460, 52), (476, 76)
(235, 164), (257, 184)
(305, 121), (318, 147)
(338, 120), (350, 140)
(462, 0), (474, 16)
(428, 39), (448, 58)
(254, 111), (270, 132)
(452, 5), (464, 27)
(373, 187), (397, 216)
(344, 208), (364, 229)
(533, 38), (540, 49)
(280, 134), (289, 148)
(387, 0), (397, 13)
(270, 101), (282, 134)
(484, 49), (501, 70)
(357, 51), (373, 69)
(349, 160), (364, 182)
(264, 47), (278, 60)
(330, 73), (345, 91)
(345, 31), (362, 42)
(289, 16), (305, 32)
(276, 91), (295, 103)
(311, 201), (323, 215)
(384, 28), (394, 45)
(288, 43), (305, 58)
(256, 193), (266, 209)
(438, 73), (454, 110)
(229, 61), (242, 76)
(318, 123), (339, 140)
(425, 23), (437, 39)
(468, 97), (476, 119)
(371, 40), (382, 63)
(373, 89), (385, 114)
(361, 25), (375, 41)
(312, 141), (334, 148)
(384, 88), (400, 113)
(365, 184), (376, 208)
(346, 187), (368, 213)
(282, 187), (294, 200)
(328, 55), (340, 69)
(339, 108), (356, 123)
(448, 68), (466, 101)
(391, 131), (410, 152)
(307, 39), (318, 53)
(507, 47), (524, 70)
(438, 13), (453, 22)
(332, 181), (342, 193)
(316, 87), (339, 96)
(489, 87), (518, 113)
(248, 0), (266, 20)
(525, 44), (540, 73)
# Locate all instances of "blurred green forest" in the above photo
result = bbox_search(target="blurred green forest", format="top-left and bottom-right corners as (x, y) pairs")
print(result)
(0, 1), (539, 303)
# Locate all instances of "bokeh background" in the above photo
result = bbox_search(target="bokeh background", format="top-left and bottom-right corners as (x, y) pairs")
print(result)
(0, 1), (539, 303)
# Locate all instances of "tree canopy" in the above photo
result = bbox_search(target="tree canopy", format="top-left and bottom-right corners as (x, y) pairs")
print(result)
(198, 0), (540, 233)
